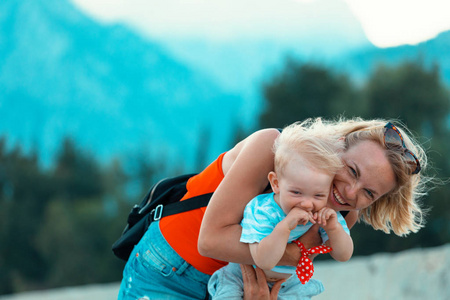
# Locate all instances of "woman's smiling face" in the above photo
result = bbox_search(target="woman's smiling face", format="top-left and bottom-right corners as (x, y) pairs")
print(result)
(329, 140), (396, 211)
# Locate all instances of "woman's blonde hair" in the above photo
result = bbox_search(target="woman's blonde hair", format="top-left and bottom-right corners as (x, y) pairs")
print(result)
(274, 119), (344, 178)
(300, 117), (430, 236)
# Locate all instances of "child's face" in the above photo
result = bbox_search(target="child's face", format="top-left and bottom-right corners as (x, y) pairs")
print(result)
(270, 159), (333, 215)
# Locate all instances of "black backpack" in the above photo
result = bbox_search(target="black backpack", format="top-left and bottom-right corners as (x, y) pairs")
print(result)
(112, 173), (213, 261)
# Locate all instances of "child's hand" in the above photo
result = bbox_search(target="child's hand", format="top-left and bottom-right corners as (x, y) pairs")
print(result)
(315, 207), (339, 230)
(284, 207), (315, 230)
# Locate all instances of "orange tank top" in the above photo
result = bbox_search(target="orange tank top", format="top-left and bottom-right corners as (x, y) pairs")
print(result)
(159, 152), (228, 275)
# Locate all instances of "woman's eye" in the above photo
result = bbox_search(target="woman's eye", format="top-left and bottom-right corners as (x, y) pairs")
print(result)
(349, 167), (357, 177)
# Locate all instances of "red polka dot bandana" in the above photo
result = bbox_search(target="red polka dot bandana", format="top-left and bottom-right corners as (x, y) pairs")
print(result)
(294, 241), (332, 284)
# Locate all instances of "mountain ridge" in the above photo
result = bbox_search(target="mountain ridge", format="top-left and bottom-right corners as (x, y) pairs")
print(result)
(337, 30), (450, 84)
(0, 0), (240, 171)
(1, 0), (450, 173)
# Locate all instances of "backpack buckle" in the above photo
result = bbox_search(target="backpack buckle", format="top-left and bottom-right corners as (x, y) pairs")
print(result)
(152, 204), (164, 221)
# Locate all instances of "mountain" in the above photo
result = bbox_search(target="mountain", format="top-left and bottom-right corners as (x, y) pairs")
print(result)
(337, 30), (450, 84)
(147, 0), (372, 128)
(154, 0), (371, 88)
(0, 0), (241, 171)
(2, 0), (449, 174)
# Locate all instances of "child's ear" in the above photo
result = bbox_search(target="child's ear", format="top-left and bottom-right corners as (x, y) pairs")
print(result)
(268, 171), (280, 194)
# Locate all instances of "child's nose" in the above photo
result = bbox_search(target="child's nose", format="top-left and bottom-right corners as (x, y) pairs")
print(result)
(300, 199), (313, 211)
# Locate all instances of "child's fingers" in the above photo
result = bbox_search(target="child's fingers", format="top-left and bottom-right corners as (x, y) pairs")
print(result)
(324, 209), (335, 220)
(318, 209), (327, 224)
(320, 210), (327, 226)
(298, 211), (311, 224)
(318, 208), (330, 225)
(308, 211), (316, 224)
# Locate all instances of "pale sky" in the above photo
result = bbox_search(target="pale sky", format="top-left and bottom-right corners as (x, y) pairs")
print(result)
(70, 0), (450, 48)
(345, 0), (450, 47)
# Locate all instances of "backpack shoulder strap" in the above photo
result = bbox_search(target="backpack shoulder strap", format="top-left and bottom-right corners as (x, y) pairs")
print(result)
(151, 192), (213, 221)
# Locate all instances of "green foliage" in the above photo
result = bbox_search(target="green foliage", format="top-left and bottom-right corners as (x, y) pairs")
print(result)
(260, 59), (363, 128)
(364, 61), (450, 133)
(1, 58), (450, 295)
(0, 139), (51, 293)
(261, 58), (450, 257)
(361, 61), (450, 253)
(53, 138), (104, 200)
(0, 136), (156, 294)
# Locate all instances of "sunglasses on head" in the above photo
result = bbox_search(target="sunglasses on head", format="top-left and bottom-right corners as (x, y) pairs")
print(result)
(384, 122), (421, 175)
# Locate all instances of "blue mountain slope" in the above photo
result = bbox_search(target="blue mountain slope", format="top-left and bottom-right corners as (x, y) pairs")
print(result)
(152, 0), (372, 127)
(337, 30), (450, 84)
(2, 0), (449, 173)
(0, 0), (241, 170)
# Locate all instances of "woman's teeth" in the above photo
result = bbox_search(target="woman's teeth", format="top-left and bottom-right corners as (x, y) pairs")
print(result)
(333, 188), (346, 205)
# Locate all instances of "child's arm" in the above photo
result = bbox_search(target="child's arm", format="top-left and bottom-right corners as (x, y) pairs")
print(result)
(249, 207), (315, 270)
(316, 208), (353, 262)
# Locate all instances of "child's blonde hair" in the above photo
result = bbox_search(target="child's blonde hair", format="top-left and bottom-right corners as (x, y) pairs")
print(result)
(293, 117), (430, 236)
(274, 119), (344, 178)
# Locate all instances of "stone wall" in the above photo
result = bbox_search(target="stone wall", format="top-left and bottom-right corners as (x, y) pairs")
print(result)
(1, 244), (449, 300)
(314, 243), (450, 300)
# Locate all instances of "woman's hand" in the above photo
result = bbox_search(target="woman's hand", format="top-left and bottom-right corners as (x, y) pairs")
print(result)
(241, 265), (286, 300)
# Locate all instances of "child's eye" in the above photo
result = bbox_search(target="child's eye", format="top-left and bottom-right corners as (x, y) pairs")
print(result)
(365, 189), (374, 199)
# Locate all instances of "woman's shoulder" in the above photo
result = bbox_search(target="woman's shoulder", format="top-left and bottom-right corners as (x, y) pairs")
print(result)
(223, 128), (280, 174)
(253, 128), (282, 137)
(234, 128), (281, 153)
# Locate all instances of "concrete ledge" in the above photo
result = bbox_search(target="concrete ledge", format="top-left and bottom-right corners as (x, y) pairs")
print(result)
(0, 283), (120, 300)
(315, 243), (450, 300)
(1, 244), (449, 300)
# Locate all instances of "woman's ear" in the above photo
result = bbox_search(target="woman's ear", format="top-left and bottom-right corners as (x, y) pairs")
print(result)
(268, 171), (280, 194)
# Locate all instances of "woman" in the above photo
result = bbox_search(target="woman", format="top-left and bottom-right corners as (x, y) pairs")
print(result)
(118, 118), (428, 299)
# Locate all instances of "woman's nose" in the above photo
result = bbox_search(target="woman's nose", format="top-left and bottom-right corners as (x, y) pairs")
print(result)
(345, 183), (358, 200)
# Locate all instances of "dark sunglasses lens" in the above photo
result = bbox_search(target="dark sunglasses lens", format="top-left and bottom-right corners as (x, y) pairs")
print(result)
(384, 128), (404, 148)
(404, 150), (421, 174)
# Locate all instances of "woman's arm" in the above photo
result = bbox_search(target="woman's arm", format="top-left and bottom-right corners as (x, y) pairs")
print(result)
(198, 129), (280, 264)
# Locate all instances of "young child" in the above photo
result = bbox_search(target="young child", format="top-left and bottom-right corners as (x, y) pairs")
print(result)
(208, 122), (353, 299)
